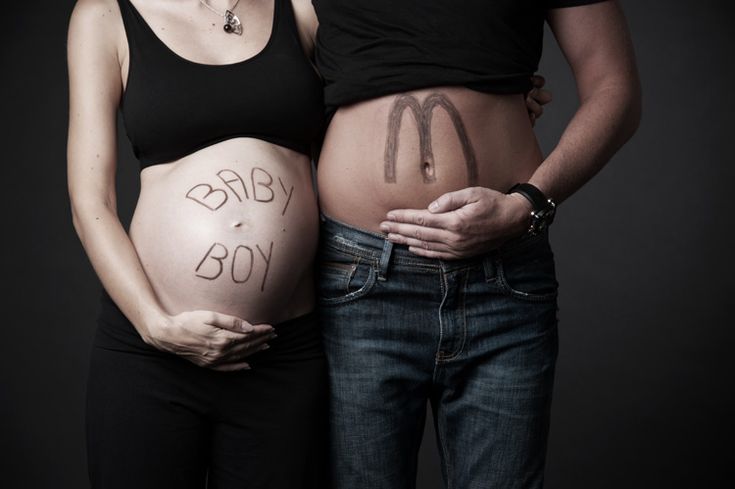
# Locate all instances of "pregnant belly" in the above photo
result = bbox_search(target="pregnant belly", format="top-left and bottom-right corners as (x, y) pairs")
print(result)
(130, 140), (318, 324)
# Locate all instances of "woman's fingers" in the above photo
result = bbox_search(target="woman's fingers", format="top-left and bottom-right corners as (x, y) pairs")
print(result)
(205, 311), (274, 336)
(220, 330), (276, 358)
(526, 94), (543, 118)
(212, 362), (252, 372)
(533, 87), (553, 105)
(161, 310), (279, 370)
(196, 324), (276, 369)
(526, 74), (552, 126)
(530, 74), (546, 89)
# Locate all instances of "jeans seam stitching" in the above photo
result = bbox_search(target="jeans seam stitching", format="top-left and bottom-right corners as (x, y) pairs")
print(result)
(438, 406), (453, 489)
(455, 271), (469, 361)
(318, 263), (378, 305)
(496, 257), (558, 303)
(433, 270), (447, 378)
(436, 270), (470, 362)
(324, 241), (381, 261)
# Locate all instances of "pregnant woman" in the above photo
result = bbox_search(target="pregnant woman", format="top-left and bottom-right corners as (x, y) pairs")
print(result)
(67, 0), (325, 487)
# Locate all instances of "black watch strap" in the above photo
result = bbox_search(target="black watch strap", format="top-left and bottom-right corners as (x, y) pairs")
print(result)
(507, 183), (552, 212)
(507, 182), (556, 235)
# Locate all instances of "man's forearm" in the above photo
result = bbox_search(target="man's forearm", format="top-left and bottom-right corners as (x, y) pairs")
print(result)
(532, 0), (642, 205)
(529, 76), (642, 204)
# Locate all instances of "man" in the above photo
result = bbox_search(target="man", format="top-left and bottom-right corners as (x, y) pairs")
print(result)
(311, 1), (641, 487)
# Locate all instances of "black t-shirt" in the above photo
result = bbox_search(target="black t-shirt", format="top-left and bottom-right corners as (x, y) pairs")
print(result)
(313, 0), (609, 113)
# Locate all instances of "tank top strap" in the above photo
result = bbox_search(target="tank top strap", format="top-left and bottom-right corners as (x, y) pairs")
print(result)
(270, 0), (310, 57)
(115, 0), (163, 59)
(276, 0), (296, 37)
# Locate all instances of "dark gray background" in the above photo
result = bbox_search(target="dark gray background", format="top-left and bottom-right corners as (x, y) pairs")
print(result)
(1, 1), (733, 487)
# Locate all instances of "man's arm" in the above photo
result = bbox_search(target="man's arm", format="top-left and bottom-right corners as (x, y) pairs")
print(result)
(530, 0), (641, 203)
(380, 1), (641, 259)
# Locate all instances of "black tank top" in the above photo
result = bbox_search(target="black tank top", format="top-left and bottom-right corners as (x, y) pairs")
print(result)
(117, 0), (324, 169)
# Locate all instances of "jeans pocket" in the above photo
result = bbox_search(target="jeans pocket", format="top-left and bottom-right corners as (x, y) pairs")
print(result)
(317, 257), (377, 306)
(493, 237), (559, 303)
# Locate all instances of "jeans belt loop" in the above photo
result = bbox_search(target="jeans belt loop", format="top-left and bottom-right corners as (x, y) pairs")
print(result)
(377, 239), (394, 281)
(482, 254), (497, 282)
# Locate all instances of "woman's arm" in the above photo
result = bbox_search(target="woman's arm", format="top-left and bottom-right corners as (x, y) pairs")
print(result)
(291, 0), (319, 58)
(527, 74), (554, 126)
(381, 1), (640, 259)
(67, 0), (273, 370)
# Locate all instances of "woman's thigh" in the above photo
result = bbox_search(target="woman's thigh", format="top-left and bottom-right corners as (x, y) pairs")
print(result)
(208, 312), (328, 489)
(86, 343), (210, 489)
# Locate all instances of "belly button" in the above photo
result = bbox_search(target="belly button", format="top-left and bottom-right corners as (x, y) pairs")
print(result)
(231, 221), (243, 228)
(423, 161), (434, 177)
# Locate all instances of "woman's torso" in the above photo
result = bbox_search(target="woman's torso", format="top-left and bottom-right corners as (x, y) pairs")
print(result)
(131, 140), (318, 325)
(317, 87), (543, 232)
(116, 0), (322, 324)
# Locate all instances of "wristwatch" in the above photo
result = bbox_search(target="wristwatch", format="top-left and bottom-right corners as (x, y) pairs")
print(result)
(507, 183), (556, 235)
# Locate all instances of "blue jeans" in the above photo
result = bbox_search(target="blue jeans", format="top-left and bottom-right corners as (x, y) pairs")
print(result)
(317, 215), (559, 489)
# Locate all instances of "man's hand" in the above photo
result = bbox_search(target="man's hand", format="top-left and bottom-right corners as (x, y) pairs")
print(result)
(380, 187), (534, 260)
(526, 74), (553, 126)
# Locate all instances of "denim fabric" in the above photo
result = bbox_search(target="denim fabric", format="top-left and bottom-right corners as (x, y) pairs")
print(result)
(317, 215), (559, 489)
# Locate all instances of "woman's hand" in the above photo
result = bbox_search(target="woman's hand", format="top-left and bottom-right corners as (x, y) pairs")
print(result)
(526, 74), (553, 126)
(144, 311), (276, 372)
(380, 187), (533, 260)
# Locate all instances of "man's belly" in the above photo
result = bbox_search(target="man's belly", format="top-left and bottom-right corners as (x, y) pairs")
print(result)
(130, 138), (318, 324)
(317, 86), (543, 232)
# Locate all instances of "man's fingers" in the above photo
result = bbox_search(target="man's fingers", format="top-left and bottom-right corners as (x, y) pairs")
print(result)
(386, 234), (455, 253)
(385, 209), (445, 228)
(406, 247), (457, 260)
(426, 188), (479, 214)
(380, 221), (453, 242)
(531, 74), (546, 88)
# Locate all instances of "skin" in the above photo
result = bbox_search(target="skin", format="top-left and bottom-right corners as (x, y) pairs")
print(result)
(67, 0), (551, 370)
(377, 1), (642, 259)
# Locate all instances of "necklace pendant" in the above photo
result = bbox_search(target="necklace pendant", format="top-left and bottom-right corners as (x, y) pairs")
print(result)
(223, 10), (243, 35)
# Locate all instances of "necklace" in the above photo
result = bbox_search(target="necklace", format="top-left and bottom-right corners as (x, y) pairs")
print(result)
(199, 0), (243, 35)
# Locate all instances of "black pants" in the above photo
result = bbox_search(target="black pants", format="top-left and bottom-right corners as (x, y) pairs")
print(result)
(86, 292), (327, 489)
